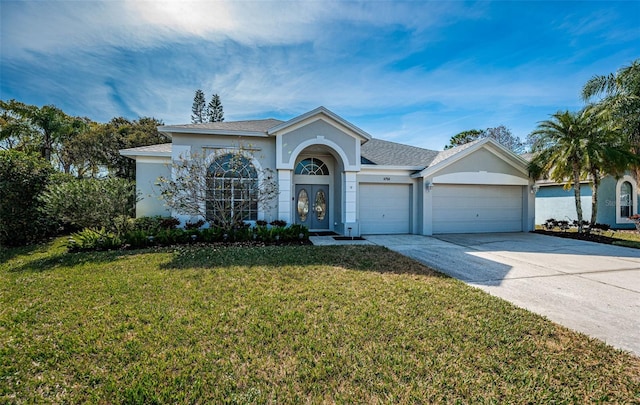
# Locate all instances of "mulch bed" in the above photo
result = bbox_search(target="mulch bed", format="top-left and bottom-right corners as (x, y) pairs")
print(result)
(533, 230), (629, 245)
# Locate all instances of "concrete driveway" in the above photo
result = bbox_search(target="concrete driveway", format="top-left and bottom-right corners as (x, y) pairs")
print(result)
(364, 233), (640, 357)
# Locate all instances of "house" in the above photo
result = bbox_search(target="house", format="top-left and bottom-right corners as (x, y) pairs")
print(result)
(533, 175), (639, 230)
(120, 107), (535, 236)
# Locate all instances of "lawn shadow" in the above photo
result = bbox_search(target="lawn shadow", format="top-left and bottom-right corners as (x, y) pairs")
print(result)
(6, 248), (154, 273)
(160, 244), (449, 279)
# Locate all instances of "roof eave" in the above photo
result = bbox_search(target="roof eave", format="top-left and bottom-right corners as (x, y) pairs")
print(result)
(158, 127), (269, 137)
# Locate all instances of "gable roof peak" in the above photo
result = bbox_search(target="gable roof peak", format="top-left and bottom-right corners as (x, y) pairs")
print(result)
(267, 106), (372, 141)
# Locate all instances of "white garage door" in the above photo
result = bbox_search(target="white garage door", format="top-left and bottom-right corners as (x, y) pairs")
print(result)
(359, 184), (410, 234)
(433, 185), (523, 234)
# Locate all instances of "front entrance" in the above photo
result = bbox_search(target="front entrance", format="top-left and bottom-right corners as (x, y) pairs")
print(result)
(295, 184), (329, 230)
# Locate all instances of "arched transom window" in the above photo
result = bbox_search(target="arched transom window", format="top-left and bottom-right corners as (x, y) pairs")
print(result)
(295, 158), (329, 175)
(206, 153), (258, 222)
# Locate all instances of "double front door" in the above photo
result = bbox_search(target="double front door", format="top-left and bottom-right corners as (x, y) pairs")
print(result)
(295, 184), (329, 230)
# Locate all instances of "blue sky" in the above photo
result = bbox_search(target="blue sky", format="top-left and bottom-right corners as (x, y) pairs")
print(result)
(1, 1), (638, 150)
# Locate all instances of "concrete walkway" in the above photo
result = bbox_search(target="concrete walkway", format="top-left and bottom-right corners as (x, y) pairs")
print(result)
(312, 233), (640, 356)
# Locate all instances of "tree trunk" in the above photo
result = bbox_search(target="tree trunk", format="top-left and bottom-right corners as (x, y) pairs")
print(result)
(573, 165), (584, 233)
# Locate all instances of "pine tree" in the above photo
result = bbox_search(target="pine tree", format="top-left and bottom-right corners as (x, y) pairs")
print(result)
(206, 94), (224, 122)
(191, 89), (206, 123)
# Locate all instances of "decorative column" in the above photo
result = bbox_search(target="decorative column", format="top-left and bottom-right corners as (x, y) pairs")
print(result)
(278, 169), (292, 224)
(344, 171), (357, 223)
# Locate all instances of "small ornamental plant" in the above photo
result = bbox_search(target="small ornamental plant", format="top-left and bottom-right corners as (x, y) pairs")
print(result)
(629, 214), (640, 232)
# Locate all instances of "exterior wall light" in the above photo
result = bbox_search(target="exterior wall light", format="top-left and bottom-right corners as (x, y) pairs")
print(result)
(531, 185), (540, 194)
(425, 182), (433, 192)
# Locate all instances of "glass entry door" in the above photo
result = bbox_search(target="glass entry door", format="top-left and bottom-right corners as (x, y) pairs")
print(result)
(295, 184), (329, 230)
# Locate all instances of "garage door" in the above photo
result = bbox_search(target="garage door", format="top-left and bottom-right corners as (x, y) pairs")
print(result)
(432, 185), (523, 234)
(359, 184), (410, 234)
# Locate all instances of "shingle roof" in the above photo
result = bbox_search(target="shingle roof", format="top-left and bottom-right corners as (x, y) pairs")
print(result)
(361, 139), (439, 167)
(160, 119), (284, 133)
(120, 143), (172, 156)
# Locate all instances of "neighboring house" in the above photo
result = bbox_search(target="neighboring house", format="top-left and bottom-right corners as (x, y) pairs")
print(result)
(120, 106), (535, 236)
(533, 175), (639, 230)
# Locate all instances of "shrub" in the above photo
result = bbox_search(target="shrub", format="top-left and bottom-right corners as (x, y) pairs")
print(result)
(184, 219), (206, 230)
(270, 219), (287, 227)
(40, 177), (138, 233)
(0, 150), (55, 246)
(67, 228), (122, 252)
(132, 216), (179, 235)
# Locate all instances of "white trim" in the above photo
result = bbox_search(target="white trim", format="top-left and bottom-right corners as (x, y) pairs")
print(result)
(267, 106), (372, 141)
(159, 127), (269, 137)
(134, 156), (171, 164)
(433, 171), (530, 185)
(616, 175), (637, 224)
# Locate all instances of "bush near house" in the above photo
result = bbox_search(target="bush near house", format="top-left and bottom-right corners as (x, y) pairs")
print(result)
(67, 217), (310, 252)
(40, 177), (138, 231)
(0, 150), (56, 246)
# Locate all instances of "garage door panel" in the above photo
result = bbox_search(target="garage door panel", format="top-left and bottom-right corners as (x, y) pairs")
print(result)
(433, 185), (523, 234)
(360, 184), (410, 234)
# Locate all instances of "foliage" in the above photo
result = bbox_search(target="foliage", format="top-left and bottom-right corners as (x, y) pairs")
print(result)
(98, 116), (168, 180)
(131, 216), (181, 234)
(582, 59), (640, 153)
(184, 219), (206, 230)
(156, 149), (278, 231)
(67, 227), (122, 251)
(191, 89), (206, 124)
(2, 242), (639, 403)
(40, 177), (138, 232)
(0, 150), (55, 246)
(1, 100), (168, 180)
(528, 110), (590, 232)
(529, 108), (637, 232)
(445, 126), (524, 153)
(206, 93), (224, 122)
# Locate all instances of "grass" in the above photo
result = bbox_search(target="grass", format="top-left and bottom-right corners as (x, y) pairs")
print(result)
(1, 239), (639, 403)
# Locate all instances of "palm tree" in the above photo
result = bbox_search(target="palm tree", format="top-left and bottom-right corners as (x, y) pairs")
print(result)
(583, 60), (640, 171)
(529, 110), (588, 232)
(581, 106), (638, 229)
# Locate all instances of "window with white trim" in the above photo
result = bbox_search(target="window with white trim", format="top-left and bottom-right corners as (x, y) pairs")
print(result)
(615, 175), (637, 224)
(295, 158), (329, 175)
(206, 153), (258, 222)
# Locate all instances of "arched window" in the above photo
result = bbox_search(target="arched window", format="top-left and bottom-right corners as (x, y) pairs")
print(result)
(620, 181), (633, 218)
(206, 153), (258, 222)
(616, 175), (637, 224)
(295, 158), (329, 175)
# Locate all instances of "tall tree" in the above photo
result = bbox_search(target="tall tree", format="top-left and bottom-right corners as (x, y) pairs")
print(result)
(101, 116), (168, 180)
(445, 126), (524, 153)
(485, 125), (525, 154)
(444, 129), (484, 149)
(191, 89), (206, 123)
(582, 59), (640, 175)
(206, 94), (224, 122)
(580, 106), (638, 229)
(528, 111), (590, 232)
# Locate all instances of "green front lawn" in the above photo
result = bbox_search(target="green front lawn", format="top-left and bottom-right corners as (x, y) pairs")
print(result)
(1, 240), (639, 403)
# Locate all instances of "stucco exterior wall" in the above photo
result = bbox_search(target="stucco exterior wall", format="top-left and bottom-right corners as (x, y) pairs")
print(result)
(172, 134), (277, 173)
(435, 148), (525, 179)
(135, 159), (171, 218)
(279, 120), (358, 167)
